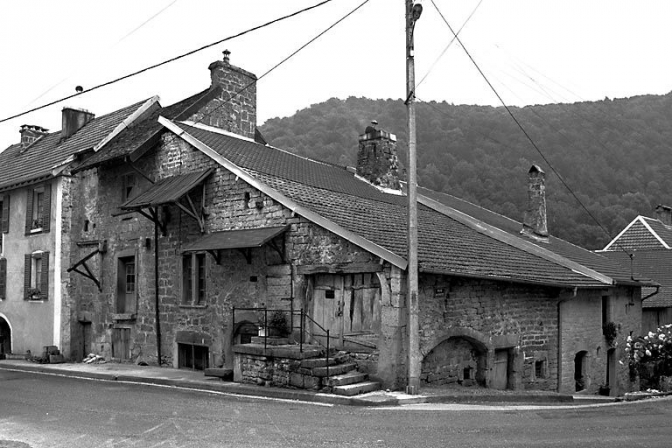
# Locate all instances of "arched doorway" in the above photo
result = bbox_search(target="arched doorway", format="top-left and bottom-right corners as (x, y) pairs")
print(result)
(0, 316), (11, 358)
(574, 351), (588, 391)
(421, 336), (488, 387)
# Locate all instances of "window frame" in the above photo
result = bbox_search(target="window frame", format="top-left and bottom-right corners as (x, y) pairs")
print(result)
(116, 253), (138, 315)
(24, 251), (49, 301)
(25, 183), (51, 235)
(121, 172), (138, 203)
(182, 252), (207, 306)
(0, 258), (6, 300)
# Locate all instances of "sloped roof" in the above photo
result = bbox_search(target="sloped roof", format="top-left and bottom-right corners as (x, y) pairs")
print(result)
(161, 120), (653, 289)
(121, 169), (213, 210)
(0, 99), (150, 191)
(601, 216), (672, 251)
(601, 249), (672, 308)
(73, 88), (220, 172)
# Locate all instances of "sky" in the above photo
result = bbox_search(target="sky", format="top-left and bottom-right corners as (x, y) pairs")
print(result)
(1, 0), (671, 149)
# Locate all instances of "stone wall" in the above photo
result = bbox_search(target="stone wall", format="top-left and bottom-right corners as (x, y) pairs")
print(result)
(418, 275), (559, 391)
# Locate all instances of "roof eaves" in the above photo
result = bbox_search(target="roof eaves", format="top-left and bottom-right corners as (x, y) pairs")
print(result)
(159, 116), (408, 270)
(418, 194), (614, 286)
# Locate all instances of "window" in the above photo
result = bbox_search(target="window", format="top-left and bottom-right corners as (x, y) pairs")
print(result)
(122, 173), (138, 202)
(178, 343), (208, 370)
(1, 193), (9, 234)
(535, 360), (546, 379)
(0, 258), (6, 300)
(25, 184), (51, 234)
(182, 253), (206, 305)
(24, 251), (49, 300)
(116, 256), (137, 314)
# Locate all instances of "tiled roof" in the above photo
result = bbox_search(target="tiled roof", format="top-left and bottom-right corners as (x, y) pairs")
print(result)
(0, 99), (149, 191)
(602, 216), (672, 251)
(641, 217), (672, 246)
(601, 250), (672, 308)
(74, 88), (219, 172)
(166, 121), (649, 289)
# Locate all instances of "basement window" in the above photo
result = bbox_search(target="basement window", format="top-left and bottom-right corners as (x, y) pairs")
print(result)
(178, 343), (208, 370)
(535, 360), (546, 379)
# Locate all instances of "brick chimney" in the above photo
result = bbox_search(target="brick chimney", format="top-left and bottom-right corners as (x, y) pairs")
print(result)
(522, 165), (548, 240)
(62, 107), (94, 140)
(357, 123), (401, 190)
(19, 124), (49, 147)
(655, 205), (672, 226)
(194, 50), (257, 140)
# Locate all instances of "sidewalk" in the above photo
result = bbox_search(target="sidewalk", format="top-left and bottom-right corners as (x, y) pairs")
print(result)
(0, 359), (598, 407)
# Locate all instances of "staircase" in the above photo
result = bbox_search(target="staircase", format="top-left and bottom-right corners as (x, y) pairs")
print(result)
(299, 350), (381, 396)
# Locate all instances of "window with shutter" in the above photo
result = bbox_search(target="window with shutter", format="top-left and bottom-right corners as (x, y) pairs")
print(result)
(1, 194), (9, 233)
(25, 184), (51, 234)
(24, 252), (48, 300)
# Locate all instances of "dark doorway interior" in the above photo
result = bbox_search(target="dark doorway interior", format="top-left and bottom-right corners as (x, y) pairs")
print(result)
(574, 351), (588, 391)
(0, 317), (10, 358)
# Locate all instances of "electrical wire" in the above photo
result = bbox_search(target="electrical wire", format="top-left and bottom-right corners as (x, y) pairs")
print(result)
(428, 0), (632, 256)
(179, 0), (371, 130)
(0, 0), (335, 125)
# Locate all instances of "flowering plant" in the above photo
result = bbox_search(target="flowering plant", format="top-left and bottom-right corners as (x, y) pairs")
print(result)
(624, 324), (672, 388)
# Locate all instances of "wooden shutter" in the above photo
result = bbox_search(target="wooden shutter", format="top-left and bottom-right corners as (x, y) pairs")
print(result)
(24, 254), (32, 299)
(25, 189), (34, 235)
(41, 252), (49, 300)
(41, 184), (51, 233)
(0, 258), (6, 299)
(1, 194), (9, 233)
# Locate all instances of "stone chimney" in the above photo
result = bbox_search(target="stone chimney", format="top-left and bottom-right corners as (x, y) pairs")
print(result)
(357, 122), (401, 190)
(196, 49), (257, 140)
(61, 107), (95, 140)
(19, 124), (49, 147)
(655, 205), (672, 226)
(522, 165), (548, 239)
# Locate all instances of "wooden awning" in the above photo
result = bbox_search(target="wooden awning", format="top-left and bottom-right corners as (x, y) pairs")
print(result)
(121, 168), (213, 233)
(182, 226), (289, 264)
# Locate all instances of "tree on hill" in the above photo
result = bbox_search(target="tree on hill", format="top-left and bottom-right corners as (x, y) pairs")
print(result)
(259, 93), (672, 249)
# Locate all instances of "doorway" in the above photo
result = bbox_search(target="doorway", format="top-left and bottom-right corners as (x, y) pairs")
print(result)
(606, 348), (616, 394)
(574, 351), (588, 391)
(492, 349), (510, 389)
(0, 316), (10, 358)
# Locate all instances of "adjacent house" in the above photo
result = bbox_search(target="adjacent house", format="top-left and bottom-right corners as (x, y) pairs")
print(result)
(58, 53), (652, 396)
(0, 99), (156, 359)
(597, 205), (672, 333)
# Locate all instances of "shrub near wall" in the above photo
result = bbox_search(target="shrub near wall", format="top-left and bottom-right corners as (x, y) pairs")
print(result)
(625, 324), (672, 391)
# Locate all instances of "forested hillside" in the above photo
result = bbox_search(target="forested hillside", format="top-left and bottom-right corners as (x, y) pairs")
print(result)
(259, 94), (672, 249)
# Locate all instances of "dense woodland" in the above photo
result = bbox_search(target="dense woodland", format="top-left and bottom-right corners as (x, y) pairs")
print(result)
(259, 94), (672, 250)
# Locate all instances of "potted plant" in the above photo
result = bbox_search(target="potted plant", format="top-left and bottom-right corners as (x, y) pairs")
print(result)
(268, 310), (290, 338)
(25, 288), (41, 300)
(603, 321), (618, 346)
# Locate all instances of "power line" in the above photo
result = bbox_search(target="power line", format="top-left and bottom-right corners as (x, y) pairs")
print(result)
(428, 0), (630, 255)
(0, 0), (335, 125)
(180, 0), (372, 131)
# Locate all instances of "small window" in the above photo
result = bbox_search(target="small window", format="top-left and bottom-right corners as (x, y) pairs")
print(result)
(117, 256), (137, 314)
(122, 173), (138, 202)
(0, 258), (6, 300)
(0, 194), (9, 234)
(535, 360), (546, 379)
(182, 253), (206, 305)
(325, 289), (335, 299)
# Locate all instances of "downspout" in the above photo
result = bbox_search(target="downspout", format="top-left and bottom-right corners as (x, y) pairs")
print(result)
(642, 286), (660, 301)
(154, 210), (162, 365)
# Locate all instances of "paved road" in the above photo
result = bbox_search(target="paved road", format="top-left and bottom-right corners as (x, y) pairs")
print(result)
(1, 370), (671, 447)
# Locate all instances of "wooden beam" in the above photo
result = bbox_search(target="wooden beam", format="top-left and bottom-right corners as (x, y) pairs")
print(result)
(296, 263), (383, 275)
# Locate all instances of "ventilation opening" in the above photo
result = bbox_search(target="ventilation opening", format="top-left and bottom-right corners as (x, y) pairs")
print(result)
(178, 343), (208, 371)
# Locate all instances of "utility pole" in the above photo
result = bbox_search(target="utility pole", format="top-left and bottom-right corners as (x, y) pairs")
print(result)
(405, 0), (421, 395)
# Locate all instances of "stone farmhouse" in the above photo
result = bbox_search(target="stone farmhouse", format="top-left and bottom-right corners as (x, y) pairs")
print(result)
(0, 100), (156, 360)
(1, 53), (653, 396)
(597, 205), (672, 333)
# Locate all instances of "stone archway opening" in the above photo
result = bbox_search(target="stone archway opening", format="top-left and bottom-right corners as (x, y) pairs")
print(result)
(0, 316), (11, 358)
(574, 350), (589, 391)
(421, 336), (487, 387)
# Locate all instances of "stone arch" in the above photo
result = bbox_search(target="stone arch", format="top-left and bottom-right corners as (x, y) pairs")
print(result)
(0, 313), (12, 357)
(421, 327), (493, 387)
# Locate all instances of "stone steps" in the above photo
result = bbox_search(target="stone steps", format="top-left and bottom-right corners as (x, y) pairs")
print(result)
(311, 362), (357, 377)
(332, 381), (381, 396)
(324, 370), (368, 387)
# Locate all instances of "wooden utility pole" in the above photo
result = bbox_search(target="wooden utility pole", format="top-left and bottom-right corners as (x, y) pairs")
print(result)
(405, 0), (421, 394)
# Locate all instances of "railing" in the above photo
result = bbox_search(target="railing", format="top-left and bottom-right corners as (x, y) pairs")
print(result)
(232, 307), (331, 379)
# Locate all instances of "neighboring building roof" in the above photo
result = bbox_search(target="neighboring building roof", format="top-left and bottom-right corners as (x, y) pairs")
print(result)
(160, 119), (654, 290)
(0, 99), (152, 192)
(601, 216), (672, 251)
(601, 249), (672, 308)
(74, 88), (220, 172)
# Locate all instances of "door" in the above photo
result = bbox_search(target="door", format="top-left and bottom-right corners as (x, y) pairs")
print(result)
(0, 317), (10, 357)
(311, 274), (344, 345)
(492, 349), (509, 389)
(607, 348), (616, 395)
(112, 328), (131, 360)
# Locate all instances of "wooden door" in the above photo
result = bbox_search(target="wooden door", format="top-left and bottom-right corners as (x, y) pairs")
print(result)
(492, 349), (509, 389)
(342, 273), (381, 334)
(112, 328), (130, 360)
(311, 274), (344, 344)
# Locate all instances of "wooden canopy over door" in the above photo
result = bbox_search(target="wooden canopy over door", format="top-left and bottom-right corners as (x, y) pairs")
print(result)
(310, 273), (381, 350)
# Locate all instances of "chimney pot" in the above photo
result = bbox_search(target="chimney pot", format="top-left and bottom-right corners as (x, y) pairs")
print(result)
(19, 124), (49, 148)
(357, 128), (400, 189)
(223, 49), (231, 63)
(522, 165), (548, 239)
(655, 205), (672, 226)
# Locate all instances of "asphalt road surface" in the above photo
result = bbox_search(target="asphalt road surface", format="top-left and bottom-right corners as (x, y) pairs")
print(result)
(1, 369), (671, 447)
